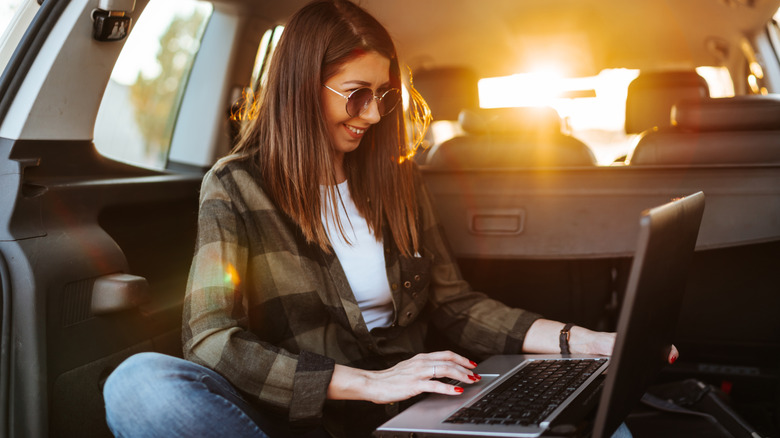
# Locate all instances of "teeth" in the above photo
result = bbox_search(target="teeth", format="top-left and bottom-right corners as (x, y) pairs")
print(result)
(347, 125), (366, 135)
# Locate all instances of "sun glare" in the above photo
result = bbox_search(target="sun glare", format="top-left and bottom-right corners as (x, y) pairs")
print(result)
(478, 69), (639, 164)
(479, 71), (563, 108)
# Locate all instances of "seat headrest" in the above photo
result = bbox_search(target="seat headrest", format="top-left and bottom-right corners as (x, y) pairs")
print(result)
(672, 95), (780, 132)
(458, 107), (562, 135)
(625, 71), (709, 134)
(412, 66), (480, 120)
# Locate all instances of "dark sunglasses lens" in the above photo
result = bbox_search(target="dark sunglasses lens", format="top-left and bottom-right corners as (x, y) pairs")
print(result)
(347, 88), (375, 117)
(379, 89), (401, 116)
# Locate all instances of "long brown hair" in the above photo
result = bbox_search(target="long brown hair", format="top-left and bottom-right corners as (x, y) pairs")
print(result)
(232, 0), (428, 257)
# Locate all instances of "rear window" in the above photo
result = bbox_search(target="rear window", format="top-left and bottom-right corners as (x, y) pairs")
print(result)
(478, 66), (734, 165)
(94, 0), (213, 169)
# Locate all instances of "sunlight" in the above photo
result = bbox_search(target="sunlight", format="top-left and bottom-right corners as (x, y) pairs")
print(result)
(479, 70), (564, 108)
(478, 69), (639, 164)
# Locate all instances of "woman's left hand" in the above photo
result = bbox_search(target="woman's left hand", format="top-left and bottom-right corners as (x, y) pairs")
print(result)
(571, 326), (680, 364)
(524, 319), (680, 364)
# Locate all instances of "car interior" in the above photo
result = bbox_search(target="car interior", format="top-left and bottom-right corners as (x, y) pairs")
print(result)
(1, 0), (779, 437)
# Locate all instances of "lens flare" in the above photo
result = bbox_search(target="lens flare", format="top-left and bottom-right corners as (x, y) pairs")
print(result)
(224, 263), (240, 286)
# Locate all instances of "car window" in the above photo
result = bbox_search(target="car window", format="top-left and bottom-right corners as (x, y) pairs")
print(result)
(0, 0), (29, 73)
(477, 66), (735, 165)
(93, 0), (213, 170)
(0, 0), (24, 37)
(251, 25), (284, 92)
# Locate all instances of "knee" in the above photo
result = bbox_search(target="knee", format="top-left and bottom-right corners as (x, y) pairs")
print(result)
(104, 352), (174, 399)
(103, 353), (184, 430)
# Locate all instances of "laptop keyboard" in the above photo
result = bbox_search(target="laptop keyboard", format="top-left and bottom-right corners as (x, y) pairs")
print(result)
(444, 358), (607, 427)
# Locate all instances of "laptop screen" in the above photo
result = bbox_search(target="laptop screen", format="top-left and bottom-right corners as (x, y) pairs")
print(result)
(593, 192), (705, 437)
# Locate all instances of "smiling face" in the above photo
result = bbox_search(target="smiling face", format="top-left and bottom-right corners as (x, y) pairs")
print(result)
(321, 51), (392, 179)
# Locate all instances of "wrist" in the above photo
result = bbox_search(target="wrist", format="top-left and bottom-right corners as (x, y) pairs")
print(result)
(328, 364), (372, 401)
(568, 326), (614, 356)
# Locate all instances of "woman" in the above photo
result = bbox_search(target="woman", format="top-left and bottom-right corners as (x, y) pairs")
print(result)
(103, 1), (674, 437)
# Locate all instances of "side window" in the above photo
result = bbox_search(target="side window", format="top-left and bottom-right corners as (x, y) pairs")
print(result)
(251, 25), (284, 92)
(0, 0), (25, 37)
(94, 0), (213, 169)
(227, 25), (283, 144)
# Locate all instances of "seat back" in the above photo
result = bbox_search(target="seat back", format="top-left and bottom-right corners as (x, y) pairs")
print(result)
(625, 71), (710, 134)
(628, 95), (780, 165)
(426, 106), (596, 168)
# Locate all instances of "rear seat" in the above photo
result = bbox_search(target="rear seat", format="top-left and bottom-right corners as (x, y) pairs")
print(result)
(628, 95), (780, 165)
(425, 106), (596, 168)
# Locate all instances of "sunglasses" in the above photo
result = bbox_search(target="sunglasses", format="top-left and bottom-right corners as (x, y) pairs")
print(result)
(323, 85), (402, 118)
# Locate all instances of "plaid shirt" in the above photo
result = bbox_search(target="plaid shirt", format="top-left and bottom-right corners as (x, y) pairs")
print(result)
(182, 156), (541, 436)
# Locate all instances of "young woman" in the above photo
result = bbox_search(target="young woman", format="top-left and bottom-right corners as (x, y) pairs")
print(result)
(103, 1), (674, 436)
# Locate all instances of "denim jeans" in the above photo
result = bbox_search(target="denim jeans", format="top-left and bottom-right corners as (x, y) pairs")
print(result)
(103, 352), (329, 438)
(103, 352), (632, 438)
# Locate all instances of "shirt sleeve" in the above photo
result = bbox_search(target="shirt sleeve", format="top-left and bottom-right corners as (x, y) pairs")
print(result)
(181, 166), (334, 428)
(413, 168), (543, 357)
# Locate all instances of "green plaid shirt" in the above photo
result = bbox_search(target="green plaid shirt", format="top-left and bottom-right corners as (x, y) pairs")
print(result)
(182, 156), (541, 436)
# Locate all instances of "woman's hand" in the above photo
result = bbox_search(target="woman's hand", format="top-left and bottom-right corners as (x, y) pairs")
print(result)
(327, 351), (481, 404)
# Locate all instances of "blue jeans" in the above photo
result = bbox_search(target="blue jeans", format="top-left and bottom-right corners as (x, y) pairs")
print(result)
(103, 352), (632, 438)
(103, 352), (329, 438)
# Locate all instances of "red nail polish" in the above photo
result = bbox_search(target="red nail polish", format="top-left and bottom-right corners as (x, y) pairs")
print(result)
(475, 374), (482, 380)
(468, 375), (477, 381)
(454, 387), (464, 393)
(469, 360), (478, 367)
(670, 355), (678, 364)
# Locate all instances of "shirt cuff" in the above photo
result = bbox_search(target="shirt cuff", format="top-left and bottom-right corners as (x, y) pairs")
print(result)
(289, 350), (336, 429)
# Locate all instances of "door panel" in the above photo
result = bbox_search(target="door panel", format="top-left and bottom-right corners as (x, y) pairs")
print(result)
(1, 138), (200, 437)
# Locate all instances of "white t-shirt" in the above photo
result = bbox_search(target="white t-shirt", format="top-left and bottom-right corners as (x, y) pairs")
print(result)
(321, 181), (394, 331)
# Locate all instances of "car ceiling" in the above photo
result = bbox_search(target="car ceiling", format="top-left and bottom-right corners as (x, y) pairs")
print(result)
(217, 0), (780, 77)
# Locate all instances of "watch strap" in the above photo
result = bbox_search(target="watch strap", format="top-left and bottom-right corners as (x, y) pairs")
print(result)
(559, 323), (575, 355)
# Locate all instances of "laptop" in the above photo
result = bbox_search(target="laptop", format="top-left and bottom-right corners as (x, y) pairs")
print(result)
(375, 191), (705, 438)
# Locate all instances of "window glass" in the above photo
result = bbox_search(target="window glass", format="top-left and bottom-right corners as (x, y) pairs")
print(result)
(478, 67), (736, 165)
(251, 25), (284, 91)
(0, 0), (24, 38)
(229, 25), (283, 139)
(94, 0), (212, 169)
(696, 66), (734, 97)
(478, 69), (638, 165)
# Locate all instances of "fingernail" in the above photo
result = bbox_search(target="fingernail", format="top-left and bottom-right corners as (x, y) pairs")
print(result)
(454, 387), (464, 393)
(670, 355), (678, 364)
(469, 360), (478, 367)
(468, 374), (477, 381)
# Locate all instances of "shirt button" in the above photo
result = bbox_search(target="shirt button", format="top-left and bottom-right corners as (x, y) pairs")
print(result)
(406, 311), (412, 318)
(391, 283), (398, 290)
(403, 281), (411, 288)
(414, 275), (421, 281)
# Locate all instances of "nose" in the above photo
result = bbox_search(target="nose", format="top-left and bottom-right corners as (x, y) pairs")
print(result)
(360, 98), (382, 124)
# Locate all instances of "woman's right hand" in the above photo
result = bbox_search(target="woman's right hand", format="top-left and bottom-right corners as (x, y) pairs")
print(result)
(327, 351), (481, 404)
